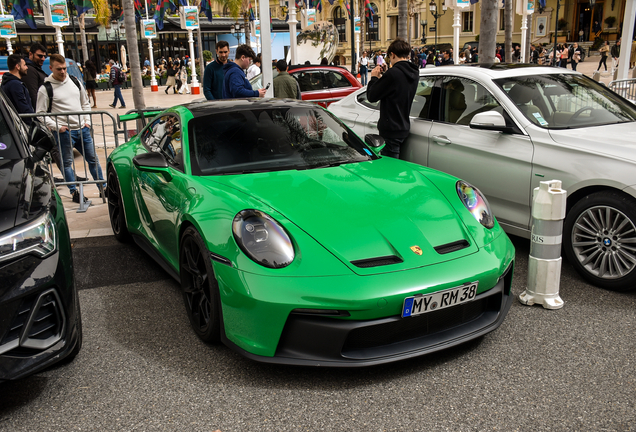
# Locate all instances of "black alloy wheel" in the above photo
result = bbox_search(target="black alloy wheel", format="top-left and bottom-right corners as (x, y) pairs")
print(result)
(180, 227), (221, 343)
(564, 191), (636, 292)
(107, 167), (131, 242)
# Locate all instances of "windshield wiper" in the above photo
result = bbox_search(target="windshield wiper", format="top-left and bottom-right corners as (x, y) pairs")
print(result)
(300, 160), (354, 170)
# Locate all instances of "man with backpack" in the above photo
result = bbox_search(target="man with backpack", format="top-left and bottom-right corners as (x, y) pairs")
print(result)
(108, 59), (126, 109)
(35, 54), (106, 203)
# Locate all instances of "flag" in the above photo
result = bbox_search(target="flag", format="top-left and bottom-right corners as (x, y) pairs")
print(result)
(9, 0), (36, 29)
(154, 0), (170, 30)
(71, 0), (92, 16)
(248, 2), (256, 21)
(538, 0), (546, 7)
(344, 0), (351, 19)
(200, 0), (212, 21)
(364, 0), (374, 26)
(470, 0), (478, 4)
(312, 0), (322, 12)
(134, 0), (144, 21)
(327, 0), (334, 4)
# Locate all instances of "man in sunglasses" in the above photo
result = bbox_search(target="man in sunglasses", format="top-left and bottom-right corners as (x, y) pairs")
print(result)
(23, 42), (48, 110)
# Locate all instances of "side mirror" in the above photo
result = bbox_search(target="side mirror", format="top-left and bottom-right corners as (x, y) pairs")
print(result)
(364, 134), (386, 155)
(133, 152), (172, 181)
(29, 119), (55, 162)
(469, 111), (514, 134)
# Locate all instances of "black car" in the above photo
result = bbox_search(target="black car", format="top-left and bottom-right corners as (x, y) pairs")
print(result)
(0, 91), (81, 382)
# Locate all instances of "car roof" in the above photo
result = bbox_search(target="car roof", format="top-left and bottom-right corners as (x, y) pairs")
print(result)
(184, 98), (322, 118)
(419, 63), (579, 80)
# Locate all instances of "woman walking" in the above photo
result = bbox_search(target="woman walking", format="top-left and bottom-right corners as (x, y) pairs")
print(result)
(165, 63), (178, 94)
(84, 60), (98, 108)
(597, 41), (610, 72)
(559, 44), (569, 68)
(358, 51), (368, 86)
(178, 60), (190, 94)
(571, 43), (582, 71)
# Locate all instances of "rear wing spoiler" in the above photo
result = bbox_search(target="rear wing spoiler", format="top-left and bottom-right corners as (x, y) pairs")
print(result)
(117, 109), (163, 129)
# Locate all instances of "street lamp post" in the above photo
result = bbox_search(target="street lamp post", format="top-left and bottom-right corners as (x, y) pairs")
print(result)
(420, 19), (427, 44)
(428, 0), (446, 54)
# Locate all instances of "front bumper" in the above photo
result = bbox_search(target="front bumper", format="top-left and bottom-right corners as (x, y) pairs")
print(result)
(0, 224), (80, 382)
(216, 232), (515, 366)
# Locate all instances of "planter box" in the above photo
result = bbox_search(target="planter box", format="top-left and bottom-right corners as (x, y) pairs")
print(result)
(160, 77), (167, 85)
(143, 79), (150, 87)
(97, 81), (109, 90)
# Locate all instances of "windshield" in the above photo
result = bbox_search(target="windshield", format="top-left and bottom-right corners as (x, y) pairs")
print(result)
(494, 74), (636, 129)
(188, 106), (375, 175)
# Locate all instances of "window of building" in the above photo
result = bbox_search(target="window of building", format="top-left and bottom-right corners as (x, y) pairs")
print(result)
(499, 9), (505, 31)
(365, 3), (380, 41)
(462, 10), (473, 32)
(331, 6), (347, 43)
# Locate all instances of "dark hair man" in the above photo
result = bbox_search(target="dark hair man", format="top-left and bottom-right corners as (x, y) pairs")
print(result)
(203, 40), (230, 100)
(366, 38), (419, 159)
(108, 59), (126, 108)
(1, 55), (34, 120)
(440, 50), (454, 65)
(273, 59), (301, 99)
(222, 44), (267, 99)
(22, 42), (48, 109)
(36, 54), (106, 203)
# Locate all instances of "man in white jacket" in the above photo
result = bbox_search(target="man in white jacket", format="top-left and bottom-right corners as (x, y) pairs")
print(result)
(36, 54), (106, 203)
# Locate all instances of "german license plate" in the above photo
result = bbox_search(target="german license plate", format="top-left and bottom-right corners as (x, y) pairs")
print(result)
(402, 282), (478, 318)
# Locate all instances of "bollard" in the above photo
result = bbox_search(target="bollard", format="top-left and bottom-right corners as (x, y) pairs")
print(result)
(519, 180), (566, 310)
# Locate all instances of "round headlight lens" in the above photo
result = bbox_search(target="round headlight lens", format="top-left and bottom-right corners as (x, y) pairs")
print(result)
(456, 181), (495, 229)
(232, 210), (295, 268)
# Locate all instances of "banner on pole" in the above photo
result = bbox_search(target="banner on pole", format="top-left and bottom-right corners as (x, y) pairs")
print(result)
(143, 19), (156, 38)
(455, 0), (471, 8)
(180, 6), (199, 29)
(516, 0), (534, 15)
(44, 0), (69, 26)
(354, 16), (360, 33)
(0, 15), (17, 37)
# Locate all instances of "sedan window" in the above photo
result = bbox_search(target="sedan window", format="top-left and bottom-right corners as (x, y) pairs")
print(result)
(356, 92), (379, 110)
(494, 74), (636, 129)
(441, 76), (504, 125)
(294, 71), (325, 92)
(324, 71), (352, 89)
(188, 107), (375, 175)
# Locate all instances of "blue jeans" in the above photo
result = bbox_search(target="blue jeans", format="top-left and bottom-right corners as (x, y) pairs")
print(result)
(360, 65), (368, 86)
(56, 127), (105, 193)
(112, 84), (125, 107)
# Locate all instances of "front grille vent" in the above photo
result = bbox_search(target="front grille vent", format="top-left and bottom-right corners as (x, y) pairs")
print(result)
(434, 240), (470, 255)
(351, 255), (403, 268)
(0, 289), (66, 355)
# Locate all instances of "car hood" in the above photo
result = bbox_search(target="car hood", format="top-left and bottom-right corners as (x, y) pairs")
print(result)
(0, 159), (52, 233)
(213, 159), (478, 275)
(548, 122), (636, 163)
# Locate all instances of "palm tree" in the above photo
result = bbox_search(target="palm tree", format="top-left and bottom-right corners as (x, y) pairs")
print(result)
(398, 0), (407, 40)
(215, 0), (252, 47)
(479, 0), (497, 63)
(123, 0), (146, 113)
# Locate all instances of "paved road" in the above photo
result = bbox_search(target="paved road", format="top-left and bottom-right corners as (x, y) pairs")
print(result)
(1, 235), (635, 431)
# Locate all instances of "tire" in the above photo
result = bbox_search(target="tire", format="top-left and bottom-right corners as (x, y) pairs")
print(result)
(563, 191), (636, 291)
(180, 227), (222, 343)
(59, 289), (83, 365)
(107, 167), (131, 242)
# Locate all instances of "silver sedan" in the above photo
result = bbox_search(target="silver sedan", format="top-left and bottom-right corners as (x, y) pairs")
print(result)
(329, 64), (636, 291)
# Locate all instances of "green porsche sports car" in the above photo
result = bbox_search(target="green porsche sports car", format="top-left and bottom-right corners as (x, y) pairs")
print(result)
(107, 99), (515, 366)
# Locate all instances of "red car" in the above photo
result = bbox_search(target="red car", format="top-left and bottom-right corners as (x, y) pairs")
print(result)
(250, 65), (362, 108)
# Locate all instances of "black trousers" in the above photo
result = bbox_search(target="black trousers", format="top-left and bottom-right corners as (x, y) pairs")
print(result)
(380, 137), (406, 159)
(598, 56), (608, 71)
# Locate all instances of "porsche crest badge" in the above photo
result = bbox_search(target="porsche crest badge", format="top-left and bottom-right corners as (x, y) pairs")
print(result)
(410, 246), (423, 256)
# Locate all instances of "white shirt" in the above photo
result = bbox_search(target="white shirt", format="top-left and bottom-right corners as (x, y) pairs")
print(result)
(360, 57), (368, 66)
(247, 64), (261, 80)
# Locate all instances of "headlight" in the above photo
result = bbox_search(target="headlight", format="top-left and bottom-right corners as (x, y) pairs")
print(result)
(457, 181), (495, 229)
(0, 212), (57, 263)
(232, 210), (295, 268)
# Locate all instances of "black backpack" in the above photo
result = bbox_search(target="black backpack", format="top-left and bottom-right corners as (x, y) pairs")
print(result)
(43, 75), (82, 113)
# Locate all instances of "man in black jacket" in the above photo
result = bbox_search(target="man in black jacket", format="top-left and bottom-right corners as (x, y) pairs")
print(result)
(1, 55), (34, 122)
(367, 38), (419, 159)
(22, 42), (48, 110)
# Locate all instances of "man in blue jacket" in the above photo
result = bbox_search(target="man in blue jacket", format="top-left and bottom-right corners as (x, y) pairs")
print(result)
(203, 41), (230, 100)
(1, 54), (34, 123)
(223, 44), (267, 99)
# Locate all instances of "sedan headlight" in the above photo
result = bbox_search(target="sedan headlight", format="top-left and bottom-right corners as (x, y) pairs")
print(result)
(457, 181), (495, 229)
(0, 212), (57, 263)
(232, 210), (295, 268)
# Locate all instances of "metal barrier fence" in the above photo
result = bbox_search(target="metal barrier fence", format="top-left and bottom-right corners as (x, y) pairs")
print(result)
(20, 110), (121, 212)
(608, 78), (636, 103)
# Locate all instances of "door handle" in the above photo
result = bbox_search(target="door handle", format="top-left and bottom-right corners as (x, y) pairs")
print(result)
(432, 135), (452, 145)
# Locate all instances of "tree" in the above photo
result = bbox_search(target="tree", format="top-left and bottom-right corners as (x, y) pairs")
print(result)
(504, 0), (512, 61)
(398, 0), (407, 40)
(479, 0), (497, 63)
(215, 0), (251, 47)
(122, 0), (146, 113)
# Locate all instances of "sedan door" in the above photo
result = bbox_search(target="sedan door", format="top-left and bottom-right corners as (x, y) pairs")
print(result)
(425, 76), (534, 231)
